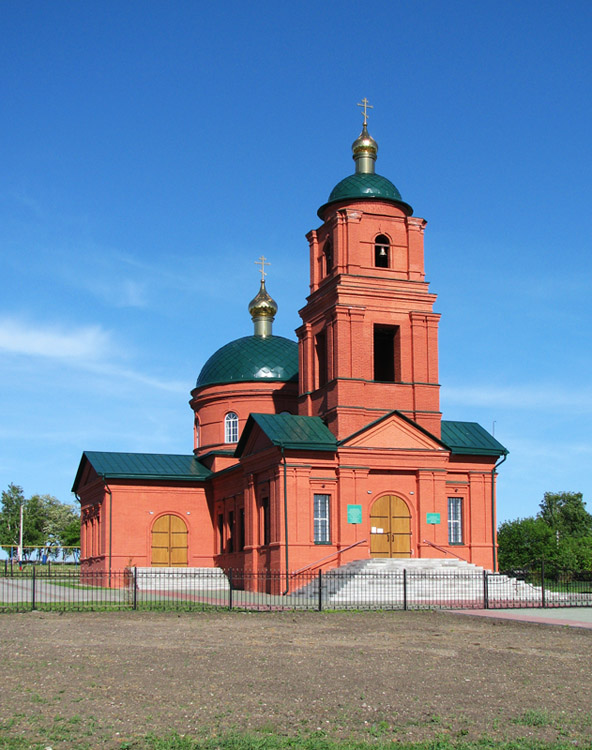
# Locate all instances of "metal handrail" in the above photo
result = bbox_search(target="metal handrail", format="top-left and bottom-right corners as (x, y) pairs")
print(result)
(422, 538), (470, 564)
(290, 538), (367, 577)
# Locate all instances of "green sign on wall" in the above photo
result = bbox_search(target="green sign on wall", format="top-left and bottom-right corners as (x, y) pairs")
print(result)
(347, 504), (363, 524)
(426, 513), (441, 524)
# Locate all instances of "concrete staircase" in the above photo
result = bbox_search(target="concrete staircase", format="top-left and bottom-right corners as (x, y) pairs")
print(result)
(290, 558), (554, 607)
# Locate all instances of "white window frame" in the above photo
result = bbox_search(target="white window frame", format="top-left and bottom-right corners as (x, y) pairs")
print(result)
(224, 412), (239, 443)
(314, 493), (331, 544)
(448, 496), (463, 545)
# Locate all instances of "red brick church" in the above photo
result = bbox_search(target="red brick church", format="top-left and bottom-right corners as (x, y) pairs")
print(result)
(73, 104), (508, 578)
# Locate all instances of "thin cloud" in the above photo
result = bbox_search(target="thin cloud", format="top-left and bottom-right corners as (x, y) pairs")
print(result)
(442, 384), (592, 412)
(80, 278), (149, 308)
(0, 317), (185, 394)
(0, 318), (112, 361)
(82, 361), (187, 394)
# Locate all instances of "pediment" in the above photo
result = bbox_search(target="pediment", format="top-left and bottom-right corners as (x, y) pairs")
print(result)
(343, 413), (444, 452)
(237, 424), (274, 458)
(73, 457), (99, 493)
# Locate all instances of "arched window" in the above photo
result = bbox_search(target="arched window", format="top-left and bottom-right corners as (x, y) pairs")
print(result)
(224, 412), (239, 443)
(375, 234), (390, 268)
(323, 240), (333, 275)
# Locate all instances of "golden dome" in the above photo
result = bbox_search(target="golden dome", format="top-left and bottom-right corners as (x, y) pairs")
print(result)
(352, 123), (378, 161)
(249, 280), (278, 337)
(249, 280), (277, 318)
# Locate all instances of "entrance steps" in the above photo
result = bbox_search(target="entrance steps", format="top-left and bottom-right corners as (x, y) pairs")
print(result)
(292, 558), (552, 606)
(132, 567), (230, 591)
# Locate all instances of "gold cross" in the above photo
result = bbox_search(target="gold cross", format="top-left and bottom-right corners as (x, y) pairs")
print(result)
(255, 255), (270, 281)
(357, 97), (373, 126)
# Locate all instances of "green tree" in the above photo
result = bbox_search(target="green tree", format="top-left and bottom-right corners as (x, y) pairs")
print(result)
(538, 491), (592, 538)
(0, 483), (26, 548)
(61, 518), (81, 548)
(0, 485), (80, 558)
(497, 516), (554, 570)
(33, 494), (80, 548)
(498, 492), (592, 573)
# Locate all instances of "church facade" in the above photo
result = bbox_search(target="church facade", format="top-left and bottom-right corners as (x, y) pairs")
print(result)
(73, 109), (508, 580)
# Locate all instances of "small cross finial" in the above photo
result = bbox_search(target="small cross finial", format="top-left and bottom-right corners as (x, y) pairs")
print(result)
(357, 97), (373, 126)
(255, 255), (270, 281)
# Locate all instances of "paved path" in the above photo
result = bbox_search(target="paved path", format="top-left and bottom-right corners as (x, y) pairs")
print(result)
(449, 606), (592, 629)
(0, 578), (125, 606)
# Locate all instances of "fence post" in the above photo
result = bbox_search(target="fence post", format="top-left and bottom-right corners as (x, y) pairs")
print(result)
(3, 559), (6, 576)
(483, 569), (489, 610)
(228, 569), (233, 611)
(133, 567), (137, 611)
(317, 569), (323, 612)
(31, 565), (36, 611)
(403, 569), (407, 611)
(541, 559), (546, 608)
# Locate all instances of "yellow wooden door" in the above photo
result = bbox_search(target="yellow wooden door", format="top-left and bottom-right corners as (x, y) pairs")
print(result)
(151, 514), (188, 567)
(390, 496), (411, 558)
(370, 495), (391, 557)
(370, 495), (411, 558)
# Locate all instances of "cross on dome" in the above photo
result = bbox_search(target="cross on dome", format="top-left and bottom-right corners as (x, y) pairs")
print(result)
(357, 97), (373, 126)
(255, 255), (270, 281)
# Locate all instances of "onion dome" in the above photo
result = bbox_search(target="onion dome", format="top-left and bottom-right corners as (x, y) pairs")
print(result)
(352, 123), (378, 173)
(318, 114), (413, 219)
(248, 280), (277, 338)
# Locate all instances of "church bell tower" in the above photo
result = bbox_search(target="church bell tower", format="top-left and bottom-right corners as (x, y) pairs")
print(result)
(296, 101), (441, 440)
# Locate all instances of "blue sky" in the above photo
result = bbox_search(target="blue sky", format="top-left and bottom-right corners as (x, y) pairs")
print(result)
(1, 0), (591, 524)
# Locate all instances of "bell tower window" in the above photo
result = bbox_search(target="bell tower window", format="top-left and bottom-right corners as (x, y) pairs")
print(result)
(323, 240), (333, 276)
(373, 325), (400, 382)
(375, 234), (390, 268)
(224, 412), (239, 443)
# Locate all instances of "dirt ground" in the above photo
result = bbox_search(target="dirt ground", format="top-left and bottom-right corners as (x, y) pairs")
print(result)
(0, 610), (591, 748)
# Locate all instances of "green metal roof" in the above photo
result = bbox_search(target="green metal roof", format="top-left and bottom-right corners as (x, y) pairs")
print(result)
(318, 173), (413, 218)
(235, 413), (337, 456)
(440, 421), (508, 457)
(195, 335), (298, 389)
(73, 451), (212, 491)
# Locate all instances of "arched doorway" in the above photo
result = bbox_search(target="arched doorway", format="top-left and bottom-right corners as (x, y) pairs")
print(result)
(151, 514), (188, 567)
(370, 495), (411, 558)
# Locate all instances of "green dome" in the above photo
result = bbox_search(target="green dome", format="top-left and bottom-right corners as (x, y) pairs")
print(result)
(318, 173), (413, 218)
(196, 335), (298, 388)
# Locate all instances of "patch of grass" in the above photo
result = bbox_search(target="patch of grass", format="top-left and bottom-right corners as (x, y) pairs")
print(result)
(0, 725), (587, 750)
(137, 733), (592, 749)
(513, 709), (553, 727)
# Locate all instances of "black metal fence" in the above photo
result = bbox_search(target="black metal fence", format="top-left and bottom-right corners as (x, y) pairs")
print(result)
(1, 563), (591, 613)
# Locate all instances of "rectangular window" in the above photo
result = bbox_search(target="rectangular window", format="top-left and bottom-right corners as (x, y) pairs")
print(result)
(373, 325), (399, 382)
(314, 494), (331, 544)
(448, 497), (463, 544)
(217, 513), (224, 554)
(238, 507), (245, 551)
(315, 331), (328, 388)
(261, 498), (270, 546)
(228, 510), (235, 554)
